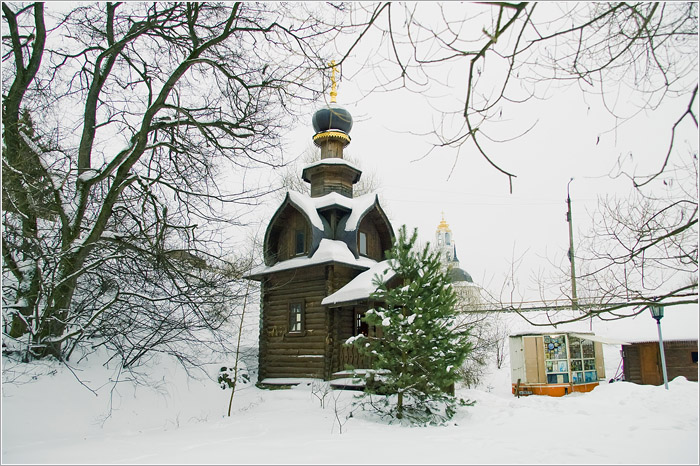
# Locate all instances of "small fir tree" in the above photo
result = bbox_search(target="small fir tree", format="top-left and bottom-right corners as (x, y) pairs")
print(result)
(354, 225), (474, 424)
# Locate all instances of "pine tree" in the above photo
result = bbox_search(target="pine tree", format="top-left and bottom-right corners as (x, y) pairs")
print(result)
(355, 225), (473, 424)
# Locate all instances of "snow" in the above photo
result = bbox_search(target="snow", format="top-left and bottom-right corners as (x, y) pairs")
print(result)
(2, 334), (697, 465)
(284, 191), (379, 233)
(302, 157), (360, 172)
(247, 191), (386, 279)
(287, 190), (325, 230)
(322, 260), (395, 306)
(248, 238), (377, 277)
(342, 193), (378, 231)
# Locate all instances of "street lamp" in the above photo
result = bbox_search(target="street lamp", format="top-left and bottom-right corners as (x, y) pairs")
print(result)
(650, 305), (669, 390)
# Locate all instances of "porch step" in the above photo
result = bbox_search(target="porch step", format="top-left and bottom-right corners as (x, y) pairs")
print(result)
(329, 377), (366, 391)
(329, 369), (390, 391)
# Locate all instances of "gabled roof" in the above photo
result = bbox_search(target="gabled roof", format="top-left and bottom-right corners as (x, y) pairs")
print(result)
(248, 190), (393, 280)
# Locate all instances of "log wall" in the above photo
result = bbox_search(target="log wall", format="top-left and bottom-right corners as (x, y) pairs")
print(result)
(259, 266), (328, 379)
(623, 341), (698, 384)
(259, 264), (364, 380)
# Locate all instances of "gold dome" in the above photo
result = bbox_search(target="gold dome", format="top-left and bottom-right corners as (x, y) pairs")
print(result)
(437, 212), (451, 232)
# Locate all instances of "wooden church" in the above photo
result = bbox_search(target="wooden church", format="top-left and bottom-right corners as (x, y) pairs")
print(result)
(246, 72), (395, 383)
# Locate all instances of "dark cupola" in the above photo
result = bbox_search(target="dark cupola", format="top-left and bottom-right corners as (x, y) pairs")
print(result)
(303, 61), (361, 198)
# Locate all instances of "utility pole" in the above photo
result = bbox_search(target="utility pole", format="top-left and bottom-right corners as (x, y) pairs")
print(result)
(566, 178), (579, 311)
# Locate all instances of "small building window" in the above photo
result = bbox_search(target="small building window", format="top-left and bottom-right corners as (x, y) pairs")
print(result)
(295, 230), (305, 255)
(355, 311), (369, 336)
(445, 233), (451, 245)
(568, 336), (597, 384)
(692, 351), (698, 364)
(544, 335), (569, 384)
(289, 302), (304, 333)
(359, 231), (367, 256)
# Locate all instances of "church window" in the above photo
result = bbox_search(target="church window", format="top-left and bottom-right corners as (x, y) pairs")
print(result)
(294, 229), (305, 255)
(359, 231), (367, 256)
(445, 233), (451, 245)
(289, 302), (304, 333)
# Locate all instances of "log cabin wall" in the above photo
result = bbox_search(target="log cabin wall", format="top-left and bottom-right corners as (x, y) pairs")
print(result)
(623, 340), (698, 385)
(664, 341), (698, 382)
(259, 266), (328, 379)
(259, 263), (365, 380)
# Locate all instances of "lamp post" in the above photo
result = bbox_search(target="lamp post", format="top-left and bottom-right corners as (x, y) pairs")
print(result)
(650, 305), (669, 390)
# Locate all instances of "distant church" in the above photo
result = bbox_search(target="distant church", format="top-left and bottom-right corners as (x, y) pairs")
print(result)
(246, 67), (395, 383)
(435, 213), (482, 308)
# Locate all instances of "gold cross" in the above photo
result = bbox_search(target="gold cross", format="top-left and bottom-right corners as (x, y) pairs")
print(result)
(329, 60), (338, 103)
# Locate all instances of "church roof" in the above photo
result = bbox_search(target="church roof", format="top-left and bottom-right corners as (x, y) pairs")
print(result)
(322, 259), (476, 307)
(246, 238), (377, 279)
(322, 260), (395, 306)
(286, 190), (379, 232)
(246, 190), (393, 279)
(301, 158), (361, 184)
(448, 266), (473, 283)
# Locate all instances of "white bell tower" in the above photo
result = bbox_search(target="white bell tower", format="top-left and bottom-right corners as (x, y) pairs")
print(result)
(435, 212), (458, 266)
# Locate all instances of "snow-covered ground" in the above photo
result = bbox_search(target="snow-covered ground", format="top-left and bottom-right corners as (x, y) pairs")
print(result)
(2, 306), (698, 464)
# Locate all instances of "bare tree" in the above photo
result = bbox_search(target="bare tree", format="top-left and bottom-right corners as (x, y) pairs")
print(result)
(1, 2), (376, 366)
(335, 2), (698, 322)
(340, 2), (697, 187)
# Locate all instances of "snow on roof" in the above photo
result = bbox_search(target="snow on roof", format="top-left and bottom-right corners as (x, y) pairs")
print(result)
(247, 238), (376, 278)
(287, 190), (325, 230)
(313, 191), (358, 211)
(302, 158), (360, 172)
(322, 260), (395, 306)
(342, 193), (378, 231)
(285, 191), (378, 232)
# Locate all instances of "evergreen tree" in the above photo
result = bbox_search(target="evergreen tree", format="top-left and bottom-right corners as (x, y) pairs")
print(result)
(355, 225), (473, 424)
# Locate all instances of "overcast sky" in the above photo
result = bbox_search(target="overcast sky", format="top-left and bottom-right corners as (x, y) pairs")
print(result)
(240, 3), (698, 305)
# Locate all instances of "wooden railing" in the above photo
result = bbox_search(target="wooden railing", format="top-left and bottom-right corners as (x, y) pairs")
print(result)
(339, 344), (372, 370)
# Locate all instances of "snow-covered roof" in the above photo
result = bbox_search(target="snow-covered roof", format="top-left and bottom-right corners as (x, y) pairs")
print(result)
(302, 158), (360, 172)
(287, 190), (326, 231)
(247, 238), (377, 279)
(254, 189), (392, 277)
(285, 190), (380, 234)
(322, 260), (396, 306)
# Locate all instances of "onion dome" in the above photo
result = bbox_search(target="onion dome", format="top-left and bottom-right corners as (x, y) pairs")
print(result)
(449, 267), (474, 283)
(437, 214), (451, 232)
(311, 103), (352, 147)
(312, 60), (352, 147)
(312, 104), (353, 135)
